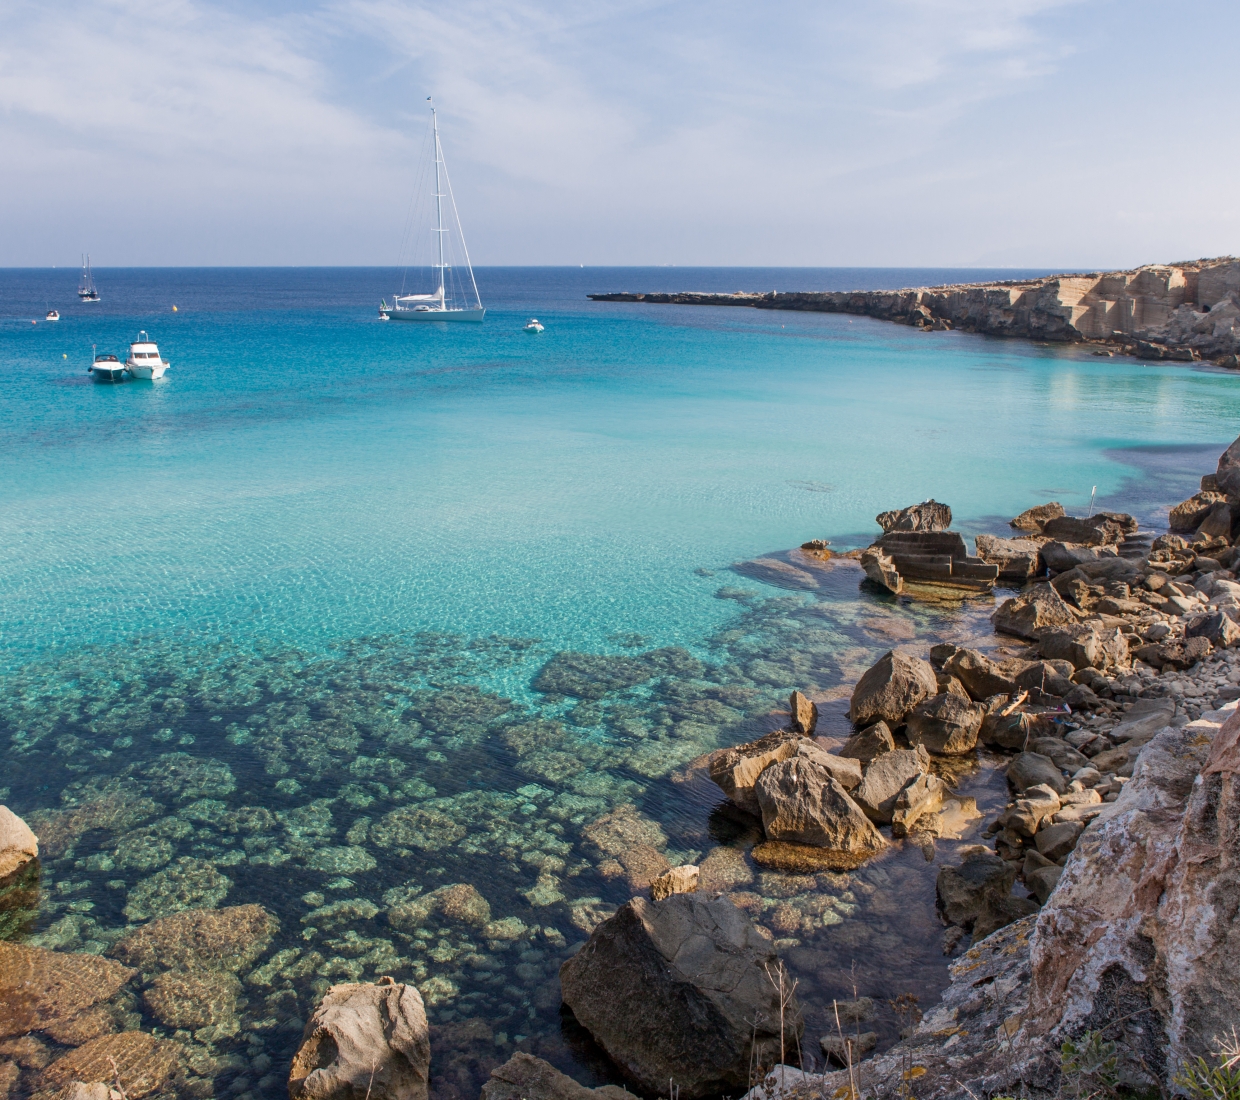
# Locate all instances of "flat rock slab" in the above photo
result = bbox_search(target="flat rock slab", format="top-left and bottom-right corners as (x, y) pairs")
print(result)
(481, 1053), (632, 1100)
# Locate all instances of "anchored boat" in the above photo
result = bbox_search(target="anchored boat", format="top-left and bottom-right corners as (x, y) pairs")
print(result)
(125, 331), (169, 379)
(385, 105), (484, 323)
(78, 255), (100, 301)
(89, 353), (126, 382)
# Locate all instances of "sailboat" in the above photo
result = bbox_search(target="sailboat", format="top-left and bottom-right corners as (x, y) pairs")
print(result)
(78, 255), (100, 301)
(382, 106), (484, 323)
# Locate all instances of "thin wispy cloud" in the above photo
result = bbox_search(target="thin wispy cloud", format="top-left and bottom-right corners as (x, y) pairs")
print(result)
(1, 0), (1236, 266)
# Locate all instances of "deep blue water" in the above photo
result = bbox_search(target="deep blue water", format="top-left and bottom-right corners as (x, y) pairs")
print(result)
(1, 266), (1236, 1100)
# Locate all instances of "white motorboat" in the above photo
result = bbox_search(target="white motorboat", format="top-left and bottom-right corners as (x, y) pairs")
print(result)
(46, 309), (60, 321)
(125, 331), (169, 379)
(523, 319), (544, 333)
(89, 353), (126, 382)
(386, 105), (485, 323)
(78, 255), (100, 301)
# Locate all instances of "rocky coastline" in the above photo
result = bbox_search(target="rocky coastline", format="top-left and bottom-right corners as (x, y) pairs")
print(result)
(5, 443), (1240, 1100)
(589, 257), (1240, 367)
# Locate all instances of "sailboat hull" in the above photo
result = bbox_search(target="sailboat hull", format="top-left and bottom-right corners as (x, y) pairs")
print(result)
(387, 307), (485, 323)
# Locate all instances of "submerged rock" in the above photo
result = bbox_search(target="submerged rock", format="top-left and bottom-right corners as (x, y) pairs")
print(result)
(122, 857), (231, 921)
(38, 1031), (183, 1099)
(936, 847), (1035, 942)
(559, 894), (801, 1098)
(0, 806), (38, 880)
(110, 903), (278, 976)
(0, 942), (135, 1040)
(289, 977), (430, 1100)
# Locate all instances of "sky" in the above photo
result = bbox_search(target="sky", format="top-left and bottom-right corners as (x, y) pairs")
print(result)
(2, 0), (1238, 268)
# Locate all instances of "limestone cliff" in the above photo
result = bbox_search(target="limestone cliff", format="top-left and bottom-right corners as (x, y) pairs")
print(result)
(590, 257), (1240, 366)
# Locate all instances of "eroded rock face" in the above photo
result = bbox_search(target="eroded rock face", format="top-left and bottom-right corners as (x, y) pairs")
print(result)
(559, 895), (801, 1099)
(0, 806), (38, 880)
(992, 583), (1077, 640)
(289, 977), (430, 1100)
(708, 729), (806, 816)
(875, 500), (952, 533)
(848, 651), (936, 726)
(974, 535), (1043, 581)
(1011, 502), (1065, 532)
(789, 691), (818, 735)
(905, 693), (984, 755)
(754, 744), (885, 858)
(852, 746), (930, 824)
(1170, 491), (1228, 531)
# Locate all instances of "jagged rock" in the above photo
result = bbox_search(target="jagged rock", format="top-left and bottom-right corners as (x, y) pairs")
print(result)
(1026, 863), (1063, 904)
(852, 746), (930, 824)
(1108, 698), (1176, 743)
(39, 1032), (182, 1099)
(1006, 752), (1067, 794)
(1011, 502), (1065, 532)
(860, 547), (902, 594)
(1217, 432), (1240, 497)
(649, 865), (698, 901)
(979, 696), (1031, 750)
(820, 1031), (878, 1063)
(838, 721), (895, 766)
(789, 691), (818, 735)
(942, 649), (1015, 701)
(1000, 785), (1061, 837)
(992, 583), (1077, 640)
(1187, 610), (1240, 649)
(754, 744), (885, 858)
(891, 774), (947, 837)
(0, 807), (38, 880)
(110, 904), (277, 976)
(974, 535), (1043, 581)
(936, 847), (1035, 941)
(1012, 660), (1074, 698)
(1170, 492), (1228, 531)
(1034, 820), (1083, 861)
(936, 671), (971, 699)
(708, 729), (806, 815)
(1197, 502), (1233, 541)
(0, 943), (135, 1040)
(848, 650), (937, 726)
(875, 500), (952, 533)
(1037, 624), (1123, 670)
(288, 977), (430, 1100)
(559, 894), (801, 1098)
(905, 693), (984, 755)
(480, 1053), (631, 1100)
(1042, 514), (1134, 546)
(1028, 737), (1090, 774)
(1041, 541), (1111, 573)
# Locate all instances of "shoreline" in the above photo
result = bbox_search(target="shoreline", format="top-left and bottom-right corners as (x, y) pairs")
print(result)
(589, 256), (1240, 368)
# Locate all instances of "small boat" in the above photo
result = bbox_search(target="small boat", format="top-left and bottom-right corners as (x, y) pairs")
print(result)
(523, 319), (544, 333)
(78, 255), (100, 301)
(386, 106), (485, 323)
(89, 353), (126, 382)
(125, 331), (169, 379)
(378, 301), (391, 320)
(46, 309), (60, 322)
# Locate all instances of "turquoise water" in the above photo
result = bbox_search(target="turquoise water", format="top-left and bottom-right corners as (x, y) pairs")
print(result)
(1, 267), (1236, 1099)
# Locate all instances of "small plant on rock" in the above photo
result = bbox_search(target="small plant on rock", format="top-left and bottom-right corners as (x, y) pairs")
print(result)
(1059, 1031), (1119, 1100)
(1175, 1028), (1240, 1100)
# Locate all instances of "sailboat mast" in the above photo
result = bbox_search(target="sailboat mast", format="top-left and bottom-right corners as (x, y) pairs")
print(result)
(433, 108), (445, 305)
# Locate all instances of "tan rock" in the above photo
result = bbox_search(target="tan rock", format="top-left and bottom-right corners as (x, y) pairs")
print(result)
(839, 721), (895, 766)
(0, 806), (38, 880)
(849, 650), (937, 726)
(581, 803), (668, 857)
(649, 865), (698, 901)
(708, 728), (805, 815)
(992, 582), (1078, 640)
(481, 1053), (631, 1100)
(0, 943), (135, 1040)
(289, 977), (430, 1100)
(891, 774), (947, 837)
(852, 746), (930, 824)
(109, 904), (277, 975)
(905, 693), (984, 755)
(1011, 502), (1065, 532)
(789, 690), (818, 735)
(39, 1032), (182, 1099)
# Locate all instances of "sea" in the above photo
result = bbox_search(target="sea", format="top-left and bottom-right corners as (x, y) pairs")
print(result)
(1, 266), (1236, 1100)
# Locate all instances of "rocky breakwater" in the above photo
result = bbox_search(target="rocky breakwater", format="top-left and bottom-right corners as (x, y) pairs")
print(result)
(590, 256), (1240, 366)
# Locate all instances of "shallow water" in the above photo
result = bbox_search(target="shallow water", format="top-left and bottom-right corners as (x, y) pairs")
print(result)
(1, 267), (1234, 1098)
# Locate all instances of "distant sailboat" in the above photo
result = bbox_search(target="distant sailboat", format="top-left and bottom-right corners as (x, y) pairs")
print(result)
(78, 255), (100, 301)
(383, 105), (484, 323)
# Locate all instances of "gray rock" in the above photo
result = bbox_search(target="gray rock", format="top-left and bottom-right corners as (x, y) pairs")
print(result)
(905, 693), (984, 755)
(1010, 502), (1065, 532)
(992, 583), (1078, 640)
(942, 648), (1015, 701)
(839, 721), (895, 766)
(830, 997), (875, 1024)
(821, 1031), (877, 1063)
(1013, 661), (1074, 698)
(1187, 611), (1240, 649)
(1041, 515), (1128, 546)
(1169, 492), (1228, 532)
(288, 977), (430, 1100)
(1109, 698), (1176, 744)
(481, 1054), (631, 1100)
(755, 744), (884, 856)
(1041, 541), (1110, 573)
(709, 728), (806, 815)
(1006, 752), (1067, 795)
(1034, 820), (1083, 861)
(936, 847), (1018, 932)
(1026, 864), (1063, 905)
(1197, 502), (1233, 541)
(853, 746), (930, 824)
(559, 894), (802, 1098)
(849, 650), (937, 726)
(1038, 624), (1127, 671)
(875, 500), (951, 532)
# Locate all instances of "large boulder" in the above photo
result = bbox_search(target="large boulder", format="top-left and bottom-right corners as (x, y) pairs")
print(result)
(890, 774), (947, 837)
(559, 894), (802, 1099)
(1041, 515), (1131, 546)
(839, 721), (895, 766)
(1041, 541), (1111, 573)
(974, 535), (1043, 582)
(1011, 502), (1065, 532)
(848, 651), (937, 726)
(1196, 502), (1233, 541)
(0, 807), (38, 880)
(1170, 492), (1228, 532)
(875, 500), (952, 533)
(708, 729), (805, 816)
(905, 693), (984, 755)
(288, 977), (430, 1100)
(852, 746), (930, 824)
(754, 744), (885, 859)
(1037, 624), (1124, 671)
(1187, 610), (1240, 649)
(481, 1054), (631, 1100)
(1006, 751), (1067, 794)
(992, 583), (1077, 640)
(788, 691), (818, 735)
(942, 649), (1015, 701)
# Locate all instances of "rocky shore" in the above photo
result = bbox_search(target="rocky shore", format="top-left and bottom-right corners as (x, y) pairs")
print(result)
(6, 442), (1240, 1100)
(589, 257), (1240, 366)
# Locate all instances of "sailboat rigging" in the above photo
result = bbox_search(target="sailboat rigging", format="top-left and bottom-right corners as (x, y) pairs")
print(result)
(380, 105), (484, 323)
(78, 255), (100, 301)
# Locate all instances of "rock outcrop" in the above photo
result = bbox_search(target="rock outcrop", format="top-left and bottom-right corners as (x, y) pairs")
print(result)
(559, 894), (801, 1098)
(289, 977), (431, 1100)
(708, 728), (806, 815)
(875, 500), (951, 533)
